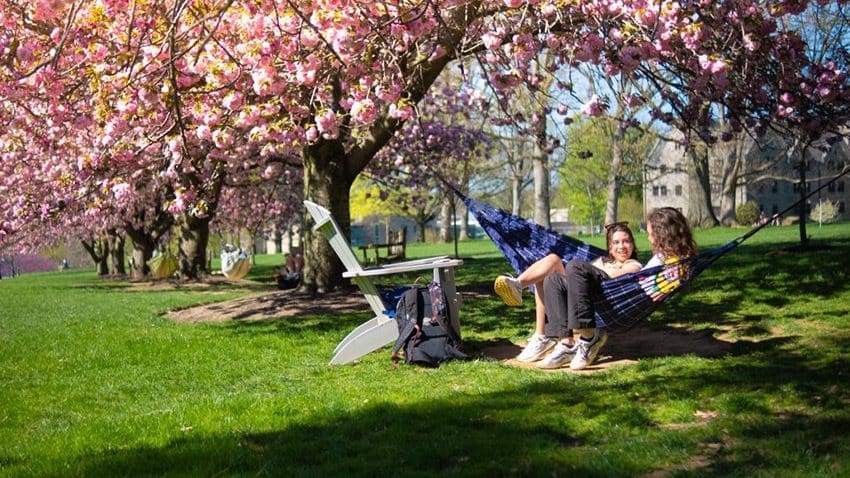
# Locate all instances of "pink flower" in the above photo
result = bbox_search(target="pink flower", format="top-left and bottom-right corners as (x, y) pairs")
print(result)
(315, 110), (339, 139)
(743, 34), (760, 51)
(482, 32), (502, 50)
(503, 0), (524, 7)
(223, 92), (244, 111)
(305, 126), (319, 142)
(389, 103), (414, 121)
(580, 95), (604, 117)
(111, 182), (131, 201)
(350, 98), (377, 124)
(16, 45), (33, 63)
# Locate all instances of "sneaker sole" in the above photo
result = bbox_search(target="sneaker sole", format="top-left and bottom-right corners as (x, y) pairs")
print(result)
(516, 340), (555, 362)
(494, 278), (522, 306)
(571, 333), (608, 370)
(537, 355), (573, 369)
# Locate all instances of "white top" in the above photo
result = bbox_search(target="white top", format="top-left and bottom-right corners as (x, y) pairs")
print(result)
(642, 254), (664, 270)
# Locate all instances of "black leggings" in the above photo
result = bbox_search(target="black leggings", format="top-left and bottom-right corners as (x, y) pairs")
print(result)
(541, 260), (609, 337)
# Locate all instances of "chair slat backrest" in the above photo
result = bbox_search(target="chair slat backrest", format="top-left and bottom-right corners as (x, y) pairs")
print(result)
(304, 201), (389, 317)
(303, 200), (364, 273)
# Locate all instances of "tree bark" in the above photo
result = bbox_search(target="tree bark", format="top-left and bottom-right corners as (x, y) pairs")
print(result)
(177, 214), (210, 279)
(533, 144), (551, 228)
(797, 143), (810, 248)
(106, 228), (126, 275)
(717, 136), (746, 225)
(439, 197), (454, 243)
(687, 148), (720, 227)
(510, 175), (522, 215)
(604, 122), (626, 226)
(81, 238), (109, 276)
(301, 140), (354, 292)
(124, 226), (157, 279)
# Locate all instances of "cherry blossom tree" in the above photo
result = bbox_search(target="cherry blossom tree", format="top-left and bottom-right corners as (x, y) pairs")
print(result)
(3, 0), (850, 288)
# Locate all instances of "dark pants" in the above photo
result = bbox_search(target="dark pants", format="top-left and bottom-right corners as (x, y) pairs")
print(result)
(542, 260), (609, 336)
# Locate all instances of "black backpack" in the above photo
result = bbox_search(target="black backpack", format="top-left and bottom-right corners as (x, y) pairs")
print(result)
(391, 282), (467, 367)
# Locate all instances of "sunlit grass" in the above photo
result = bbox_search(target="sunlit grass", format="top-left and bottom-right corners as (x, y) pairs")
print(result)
(1, 222), (849, 476)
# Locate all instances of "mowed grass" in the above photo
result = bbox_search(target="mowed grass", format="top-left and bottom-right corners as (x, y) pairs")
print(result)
(1, 223), (849, 477)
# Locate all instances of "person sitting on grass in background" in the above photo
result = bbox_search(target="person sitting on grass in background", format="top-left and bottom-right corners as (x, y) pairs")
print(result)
(494, 222), (642, 369)
(542, 207), (698, 370)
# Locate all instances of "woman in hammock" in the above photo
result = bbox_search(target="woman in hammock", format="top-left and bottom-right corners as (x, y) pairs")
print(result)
(494, 222), (642, 367)
(543, 207), (697, 370)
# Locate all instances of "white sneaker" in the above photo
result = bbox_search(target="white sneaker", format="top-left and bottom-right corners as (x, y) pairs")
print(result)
(516, 334), (556, 362)
(570, 329), (608, 370)
(494, 275), (523, 306)
(537, 342), (578, 369)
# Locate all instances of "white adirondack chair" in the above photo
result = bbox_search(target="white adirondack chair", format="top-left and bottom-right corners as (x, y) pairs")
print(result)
(303, 200), (463, 365)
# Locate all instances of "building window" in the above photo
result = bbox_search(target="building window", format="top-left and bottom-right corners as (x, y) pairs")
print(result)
(652, 186), (659, 196)
(771, 181), (778, 193)
(659, 164), (667, 173)
(828, 182), (836, 192)
(839, 181), (845, 193)
(772, 204), (778, 215)
(793, 182), (813, 193)
(660, 185), (668, 196)
(839, 201), (845, 213)
(675, 185), (683, 196)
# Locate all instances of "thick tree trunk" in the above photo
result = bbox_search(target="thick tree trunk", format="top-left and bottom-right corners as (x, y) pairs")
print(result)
(533, 147), (550, 228)
(177, 214), (210, 279)
(81, 238), (109, 276)
(717, 137), (745, 225)
(687, 149), (720, 227)
(106, 229), (126, 275)
(439, 198), (454, 243)
(458, 202), (469, 240)
(603, 124), (626, 226)
(302, 142), (354, 292)
(416, 217), (427, 242)
(124, 228), (156, 279)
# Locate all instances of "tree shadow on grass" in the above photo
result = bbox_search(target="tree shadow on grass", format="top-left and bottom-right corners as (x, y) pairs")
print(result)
(51, 346), (850, 477)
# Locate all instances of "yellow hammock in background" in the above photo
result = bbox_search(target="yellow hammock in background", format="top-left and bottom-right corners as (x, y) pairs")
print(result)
(147, 251), (178, 279)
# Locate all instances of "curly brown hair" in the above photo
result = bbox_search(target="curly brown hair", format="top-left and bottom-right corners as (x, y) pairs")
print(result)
(647, 207), (698, 259)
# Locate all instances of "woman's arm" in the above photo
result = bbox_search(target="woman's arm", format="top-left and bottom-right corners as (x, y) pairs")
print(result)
(607, 259), (642, 278)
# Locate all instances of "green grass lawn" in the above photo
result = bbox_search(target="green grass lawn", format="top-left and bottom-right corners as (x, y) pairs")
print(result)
(2, 223), (849, 477)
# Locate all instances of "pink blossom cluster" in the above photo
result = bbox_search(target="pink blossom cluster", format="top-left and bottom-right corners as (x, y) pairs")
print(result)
(1, 0), (849, 257)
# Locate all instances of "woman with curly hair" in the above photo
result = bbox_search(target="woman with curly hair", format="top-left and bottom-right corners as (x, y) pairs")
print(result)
(541, 207), (697, 370)
(494, 223), (642, 368)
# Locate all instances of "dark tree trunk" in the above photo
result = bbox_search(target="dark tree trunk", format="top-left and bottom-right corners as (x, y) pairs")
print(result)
(301, 140), (354, 292)
(439, 198), (454, 243)
(687, 149), (720, 227)
(81, 238), (109, 276)
(177, 214), (210, 279)
(717, 137), (745, 225)
(106, 229), (126, 275)
(532, 145), (551, 228)
(604, 123), (626, 226)
(458, 202), (469, 240)
(124, 227), (157, 279)
(797, 144), (810, 248)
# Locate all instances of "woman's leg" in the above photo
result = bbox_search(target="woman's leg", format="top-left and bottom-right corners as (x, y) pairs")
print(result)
(519, 254), (565, 334)
(541, 273), (571, 338)
(563, 260), (610, 369)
